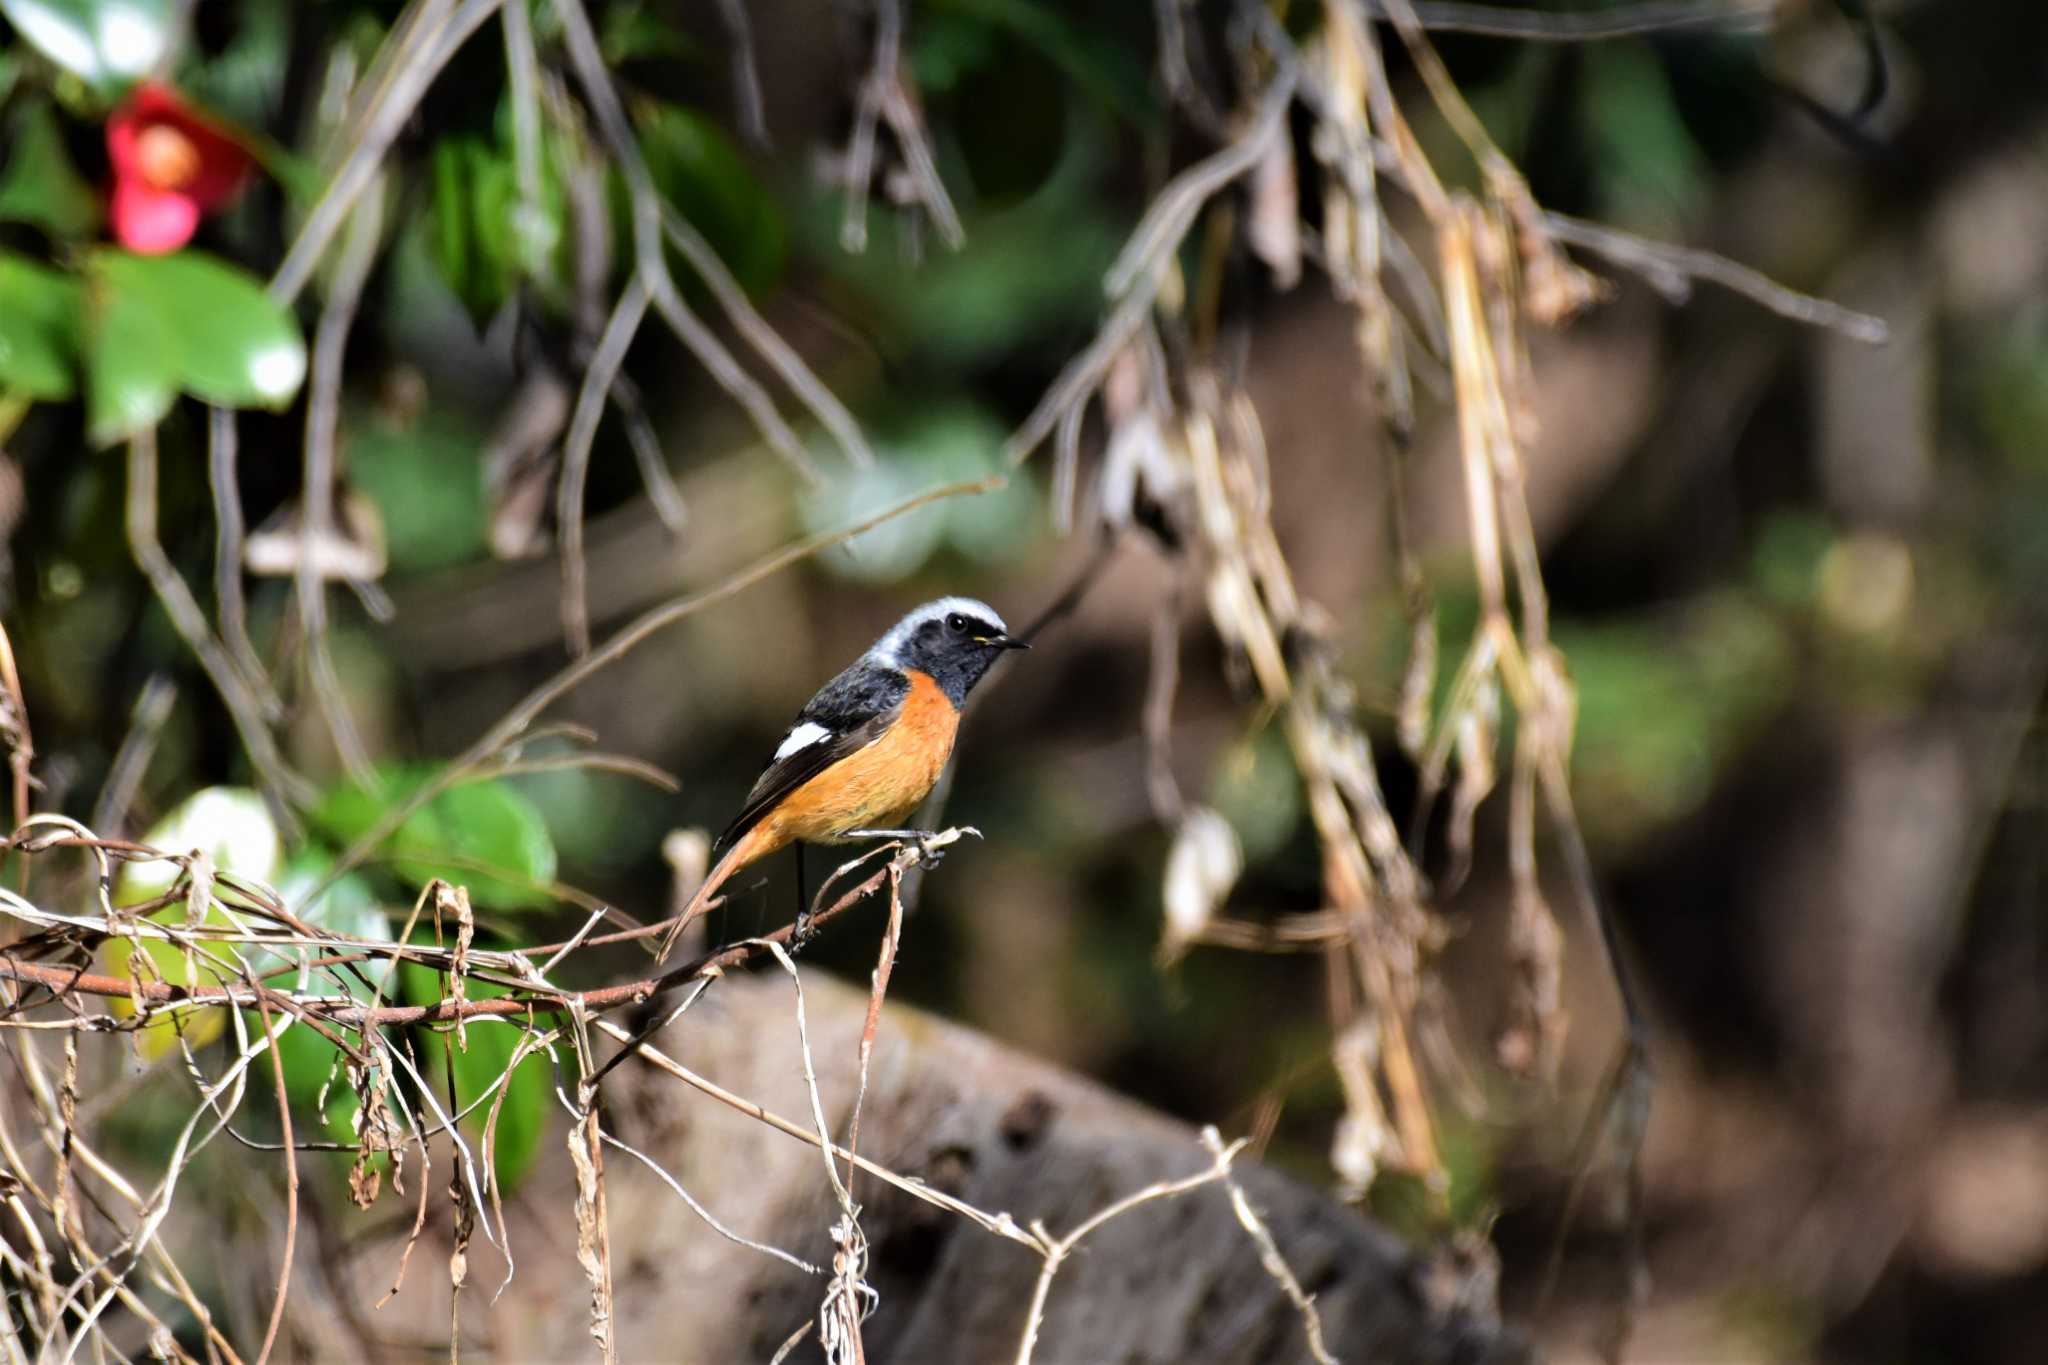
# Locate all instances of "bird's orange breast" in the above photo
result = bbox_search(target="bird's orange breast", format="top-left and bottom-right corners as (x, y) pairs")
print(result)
(756, 669), (960, 848)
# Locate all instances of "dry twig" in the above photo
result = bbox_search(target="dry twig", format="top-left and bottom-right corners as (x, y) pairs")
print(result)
(1013, 1130), (1250, 1365)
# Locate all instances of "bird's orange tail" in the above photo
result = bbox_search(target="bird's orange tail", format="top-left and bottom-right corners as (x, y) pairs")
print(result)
(654, 823), (776, 963)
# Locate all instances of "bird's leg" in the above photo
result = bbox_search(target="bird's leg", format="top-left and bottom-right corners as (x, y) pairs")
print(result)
(791, 844), (816, 950)
(844, 827), (945, 867)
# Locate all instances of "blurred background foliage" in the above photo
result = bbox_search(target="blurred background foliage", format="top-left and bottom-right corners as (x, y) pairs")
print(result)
(3, 1), (2047, 1361)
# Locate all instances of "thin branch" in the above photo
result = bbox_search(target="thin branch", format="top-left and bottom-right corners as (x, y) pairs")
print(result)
(0, 832), (966, 1027)
(1199, 1127), (1338, 1365)
(712, 0), (770, 147)
(250, 991), (300, 1365)
(555, 0), (875, 477)
(567, 1024), (617, 1365)
(89, 676), (176, 839)
(607, 375), (689, 532)
(1541, 209), (1890, 343)
(270, 0), (504, 304)
(558, 276), (651, 656)
(659, 206), (876, 471)
(1386, 0), (1777, 42)
(588, 1018), (1041, 1254)
(1013, 1133), (1250, 1365)
(1143, 579), (1186, 824)
(1105, 70), (1298, 300)
(298, 182), (386, 788)
(124, 430), (310, 833)
(769, 1320), (815, 1365)
(844, 864), (904, 1197)
(1152, 0), (1227, 135)
(500, 0), (546, 281)
(598, 1127), (819, 1275)
(1051, 401), (1084, 534)
(480, 751), (680, 792)
(0, 620), (31, 843)
(206, 409), (279, 719)
(759, 941), (855, 1217)
(1004, 65), (1298, 467)
(838, 0), (963, 253)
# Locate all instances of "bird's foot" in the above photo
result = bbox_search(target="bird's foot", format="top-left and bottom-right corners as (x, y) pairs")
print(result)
(789, 906), (819, 953)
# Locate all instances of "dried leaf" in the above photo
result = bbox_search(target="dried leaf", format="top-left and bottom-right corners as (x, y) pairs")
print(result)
(1160, 806), (1242, 966)
(1097, 407), (1178, 534)
(1396, 601), (1438, 761)
(481, 366), (571, 535)
(1330, 1019), (1396, 1196)
(487, 452), (557, 561)
(1498, 879), (1566, 1078)
(818, 1214), (878, 1365)
(1493, 170), (1607, 326)
(569, 1109), (614, 1361)
(437, 881), (474, 1053)
(1247, 133), (1301, 289)
(244, 489), (388, 581)
(1444, 675), (1500, 895)
(348, 1051), (405, 1209)
(448, 1123), (475, 1294)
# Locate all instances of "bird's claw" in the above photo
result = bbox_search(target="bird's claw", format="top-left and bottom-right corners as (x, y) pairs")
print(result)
(789, 908), (818, 953)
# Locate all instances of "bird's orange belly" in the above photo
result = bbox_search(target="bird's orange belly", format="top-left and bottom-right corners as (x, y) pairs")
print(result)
(761, 669), (960, 846)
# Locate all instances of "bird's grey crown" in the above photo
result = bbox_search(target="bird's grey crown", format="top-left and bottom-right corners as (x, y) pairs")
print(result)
(870, 596), (1008, 666)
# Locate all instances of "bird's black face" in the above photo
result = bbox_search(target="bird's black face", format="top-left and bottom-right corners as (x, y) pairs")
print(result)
(900, 609), (1027, 704)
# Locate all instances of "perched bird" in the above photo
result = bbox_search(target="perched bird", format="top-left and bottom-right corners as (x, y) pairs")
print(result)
(656, 597), (1027, 959)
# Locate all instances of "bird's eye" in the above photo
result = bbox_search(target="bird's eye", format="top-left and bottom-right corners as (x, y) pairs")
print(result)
(946, 613), (968, 633)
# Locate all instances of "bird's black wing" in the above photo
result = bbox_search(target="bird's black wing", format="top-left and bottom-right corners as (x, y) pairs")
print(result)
(711, 663), (910, 858)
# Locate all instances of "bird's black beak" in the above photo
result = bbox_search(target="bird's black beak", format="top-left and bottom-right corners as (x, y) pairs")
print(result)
(979, 633), (1030, 651)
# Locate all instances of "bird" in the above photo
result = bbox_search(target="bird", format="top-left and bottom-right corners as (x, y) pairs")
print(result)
(656, 597), (1028, 960)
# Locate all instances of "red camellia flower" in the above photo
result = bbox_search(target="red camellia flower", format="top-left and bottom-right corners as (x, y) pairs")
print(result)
(106, 84), (253, 254)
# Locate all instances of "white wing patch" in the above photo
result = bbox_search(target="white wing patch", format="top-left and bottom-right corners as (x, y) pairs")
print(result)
(773, 721), (833, 761)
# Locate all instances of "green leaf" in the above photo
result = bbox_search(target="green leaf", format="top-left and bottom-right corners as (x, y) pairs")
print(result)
(1561, 593), (1794, 847)
(799, 403), (1035, 582)
(634, 101), (783, 295)
(398, 961), (553, 1192)
(121, 785), (282, 901)
(103, 915), (234, 1058)
(799, 457), (947, 583)
(266, 853), (395, 1151)
(0, 102), (103, 238)
(178, 0), (289, 128)
(102, 786), (283, 1058)
(314, 766), (559, 911)
(349, 408), (490, 572)
(426, 106), (570, 324)
(84, 248), (307, 439)
(429, 137), (504, 322)
(599, 0), (700, 64)
(807, 115), (1117, 365)
(275, 851), (394, 986)
(393, 780), (558, 909)
(271, 1013), (362, 1143)
(452, 1008), (550, 1191)
(1580, 45), (1707, 231)
(85, 255), (177, 443)
(932, 0), (1158, 127)
(0, 0), (175, 91)
(0, 248), (82, 399)
(1208, 729), (1302, 864)
(94, 249), (307, 408)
